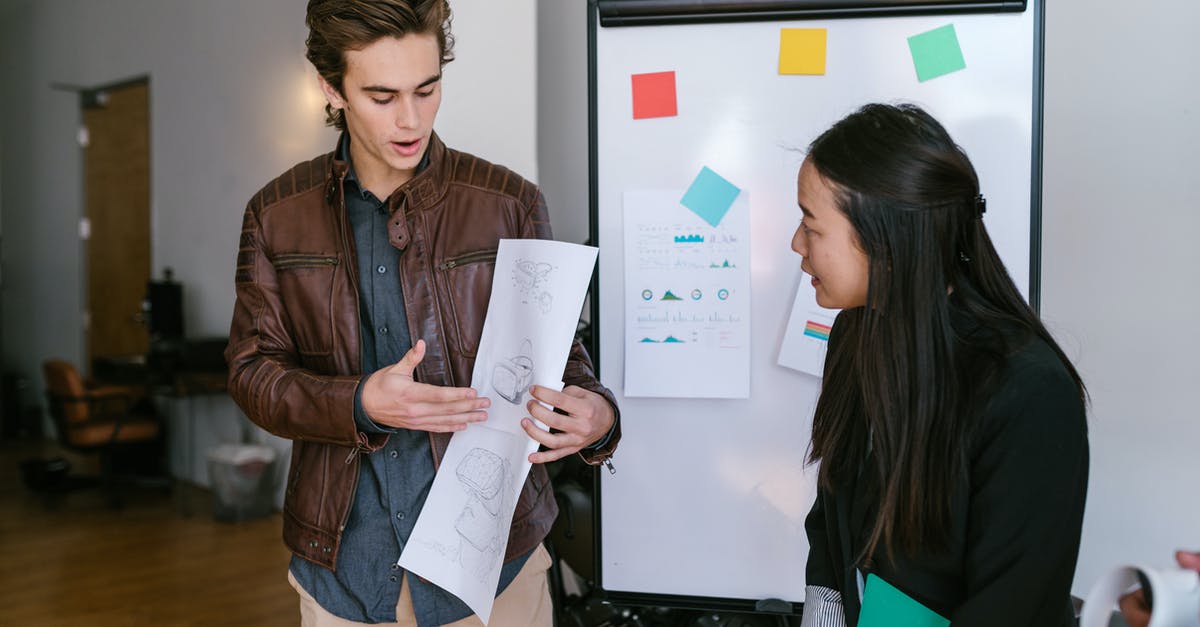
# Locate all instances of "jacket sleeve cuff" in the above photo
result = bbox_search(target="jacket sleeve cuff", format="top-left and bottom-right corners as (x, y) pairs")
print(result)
(584, 416), (618, 452)
(577, 392), (620, 466)
(354, 375), (399, 434)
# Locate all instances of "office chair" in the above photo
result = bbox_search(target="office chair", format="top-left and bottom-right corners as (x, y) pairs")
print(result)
(41, 359), (168, 506)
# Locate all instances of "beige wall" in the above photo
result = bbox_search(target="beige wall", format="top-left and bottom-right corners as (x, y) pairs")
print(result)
(1042, 0), (1200, 594)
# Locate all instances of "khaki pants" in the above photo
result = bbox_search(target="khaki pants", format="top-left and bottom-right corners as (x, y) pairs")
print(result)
(288, 544), (554, 627)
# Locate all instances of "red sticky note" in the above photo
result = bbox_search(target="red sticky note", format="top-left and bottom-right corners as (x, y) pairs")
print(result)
(631, 71), (677, 120)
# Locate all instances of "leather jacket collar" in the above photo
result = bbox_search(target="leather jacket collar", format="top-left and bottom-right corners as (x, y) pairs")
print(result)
(324, 132), (450, 216)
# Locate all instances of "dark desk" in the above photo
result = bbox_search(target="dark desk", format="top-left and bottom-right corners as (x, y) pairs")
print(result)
(95, 339), (232, 515)
(162, 370), (227, 397)
(153, 370), (228, 516)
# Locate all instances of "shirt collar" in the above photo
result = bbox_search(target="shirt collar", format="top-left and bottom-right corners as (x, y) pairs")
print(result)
(338, 134), (431, 204)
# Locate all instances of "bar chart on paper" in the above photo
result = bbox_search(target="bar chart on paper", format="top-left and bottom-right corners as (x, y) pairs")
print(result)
(778, 275), (838, 378)
(623, 187), (751, 398)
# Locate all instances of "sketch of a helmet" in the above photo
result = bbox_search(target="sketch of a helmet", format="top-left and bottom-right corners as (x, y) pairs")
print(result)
(491, 339), (534, 404)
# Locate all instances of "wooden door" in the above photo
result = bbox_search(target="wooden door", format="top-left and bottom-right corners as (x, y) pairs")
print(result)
(83, 80), (151, 367)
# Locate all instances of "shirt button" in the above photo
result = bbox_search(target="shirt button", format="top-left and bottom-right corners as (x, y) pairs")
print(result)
(391, 564), (400, 571)
(389, 575), (398, 582)
(396, 512), (405, 520)
(390, 450), (398, 459)
(377, 265), (387, 274)
(378, 326), (388, 335)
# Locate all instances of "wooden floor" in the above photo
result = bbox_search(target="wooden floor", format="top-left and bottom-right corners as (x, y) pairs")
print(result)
(0, 439), (297, 627)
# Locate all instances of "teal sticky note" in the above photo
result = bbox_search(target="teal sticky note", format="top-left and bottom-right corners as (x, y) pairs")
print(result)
(680, 167), (740, 227)
(859, 574), (950, 627)
(907, 24), (967, 82)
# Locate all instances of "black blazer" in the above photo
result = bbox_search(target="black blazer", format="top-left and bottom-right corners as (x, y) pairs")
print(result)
(804, 335), (1089, 626)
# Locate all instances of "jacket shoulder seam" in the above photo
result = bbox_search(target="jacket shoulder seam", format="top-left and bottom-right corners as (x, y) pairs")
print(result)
(250, 153), (334, 216)
(442, 150), (538, 208)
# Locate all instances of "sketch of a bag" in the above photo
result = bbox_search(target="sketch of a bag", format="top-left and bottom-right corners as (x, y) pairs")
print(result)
(491, 340), (534, 404)
(455, 448), (509, 552)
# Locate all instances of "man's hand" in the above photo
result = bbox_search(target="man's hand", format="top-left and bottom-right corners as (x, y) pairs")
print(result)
(1177, 550), (1200, 572)
(521, 385), (614, 464)
(1119, 588), (1150, 627)
(1118, 550), (1200, 627)
(361, 339), (489, 432)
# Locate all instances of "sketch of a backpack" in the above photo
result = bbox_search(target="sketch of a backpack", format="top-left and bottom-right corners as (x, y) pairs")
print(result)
(491, 339), (534, 404)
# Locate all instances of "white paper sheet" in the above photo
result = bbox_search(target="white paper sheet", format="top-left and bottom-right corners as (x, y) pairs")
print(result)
(777, 271), (839, 378)
(398, 239), (598, 624)
(623, 189), (751, 398)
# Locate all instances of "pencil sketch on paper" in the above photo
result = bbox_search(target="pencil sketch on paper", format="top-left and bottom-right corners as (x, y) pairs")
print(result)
(417, 447), (514, 582)
(490, 339), (534, 405)
(513, 259), (555, 313)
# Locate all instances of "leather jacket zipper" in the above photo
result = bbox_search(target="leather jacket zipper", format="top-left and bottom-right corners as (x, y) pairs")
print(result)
(335, 174), (365, 540)
(344, 438), (370, 465)
(271, 254), (339, 270)
(436, 249), (497, 271)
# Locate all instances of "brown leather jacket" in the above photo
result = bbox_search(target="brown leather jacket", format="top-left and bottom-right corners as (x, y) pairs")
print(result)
(225, 133), (619, 570)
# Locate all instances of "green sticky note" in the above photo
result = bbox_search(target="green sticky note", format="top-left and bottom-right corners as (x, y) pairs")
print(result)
(858, 574), (949, 627)
(907, 23), (966, 82)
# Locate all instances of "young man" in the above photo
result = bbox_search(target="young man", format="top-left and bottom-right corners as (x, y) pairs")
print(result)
(225, 1), (620, 625)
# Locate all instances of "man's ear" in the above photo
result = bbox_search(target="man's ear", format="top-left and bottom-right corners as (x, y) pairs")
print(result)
(317, 75), (346, 111)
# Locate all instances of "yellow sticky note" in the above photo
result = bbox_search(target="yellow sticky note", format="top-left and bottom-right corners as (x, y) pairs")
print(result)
(779, 28), (827, 75)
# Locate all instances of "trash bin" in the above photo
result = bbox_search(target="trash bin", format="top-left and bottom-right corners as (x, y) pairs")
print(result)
(207, 443), (278, 522)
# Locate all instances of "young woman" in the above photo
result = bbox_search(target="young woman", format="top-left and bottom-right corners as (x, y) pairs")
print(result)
(793, 104), (1089, 627)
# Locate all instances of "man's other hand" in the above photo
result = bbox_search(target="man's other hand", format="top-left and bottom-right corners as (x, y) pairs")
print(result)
(521, 385), (614, 464)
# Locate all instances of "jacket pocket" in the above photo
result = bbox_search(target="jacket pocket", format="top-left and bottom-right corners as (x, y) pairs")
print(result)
(283, 442), (333, 530)
(285, 442), (305, 498)
(271, 252), (339, 356)
(272, 253), (338, 271)
(435, 248), (497, 358)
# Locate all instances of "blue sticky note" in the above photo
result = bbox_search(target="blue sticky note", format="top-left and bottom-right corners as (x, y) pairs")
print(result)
(680, 167), (740, 227)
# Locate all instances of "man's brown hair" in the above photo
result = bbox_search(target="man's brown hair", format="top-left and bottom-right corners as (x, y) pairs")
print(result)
(305, 0), (455, 132)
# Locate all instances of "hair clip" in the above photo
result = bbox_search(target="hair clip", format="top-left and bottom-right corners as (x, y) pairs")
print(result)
(974, 194), (987, 217)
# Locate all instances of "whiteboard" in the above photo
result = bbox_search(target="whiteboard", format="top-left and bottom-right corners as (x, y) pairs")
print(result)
(592, 0), (1040, 608)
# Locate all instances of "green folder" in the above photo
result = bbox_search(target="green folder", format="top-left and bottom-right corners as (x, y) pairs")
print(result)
(858, 574), (950, 627)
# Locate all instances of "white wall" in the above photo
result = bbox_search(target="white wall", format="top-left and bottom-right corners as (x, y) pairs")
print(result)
(1042, 0), (1200, 596)
(536, 0), (590, 245)
(0, 0), (536, 495)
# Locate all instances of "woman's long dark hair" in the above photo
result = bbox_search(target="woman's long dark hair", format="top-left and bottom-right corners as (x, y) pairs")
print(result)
(805, 103), (1085, 562)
